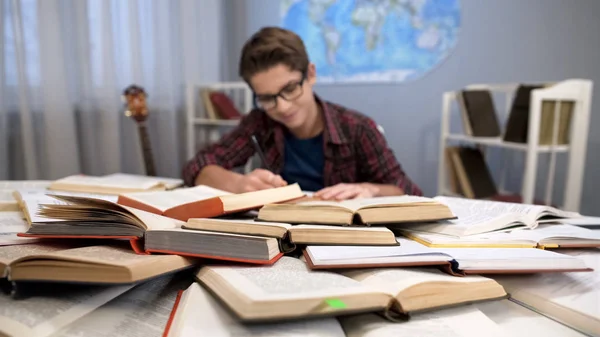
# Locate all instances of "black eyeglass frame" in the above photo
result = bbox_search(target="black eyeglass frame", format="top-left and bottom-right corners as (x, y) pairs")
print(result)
(252, 71), (307, 110)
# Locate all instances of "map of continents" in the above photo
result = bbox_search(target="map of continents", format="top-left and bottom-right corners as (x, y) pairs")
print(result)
(281, 0), (461, 83)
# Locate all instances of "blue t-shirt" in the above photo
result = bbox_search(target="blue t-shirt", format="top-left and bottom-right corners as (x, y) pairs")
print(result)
(280, 132), (324, 192)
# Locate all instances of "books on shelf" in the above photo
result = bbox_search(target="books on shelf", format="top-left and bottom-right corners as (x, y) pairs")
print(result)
(445, 146), (498, 199)
(194, 256), (507, 322)
(457, 89), (501, 137)
(302, 237), (591, 274)
(399, 224), (600, 249)
(117, 183), (305, 221)
(0, 242), (197, 285)
(396, 196), (581, 237)
(48, 173), (184, 195)
(183, 218), (399, 247)
(492, 249), (600, 336)
(17, 195), (284, 264)
(256, 196), (456, 226)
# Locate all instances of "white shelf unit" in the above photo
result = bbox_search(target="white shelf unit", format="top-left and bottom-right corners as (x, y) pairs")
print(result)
(437, 79), (593, 212)
(185, 81), (254, 173)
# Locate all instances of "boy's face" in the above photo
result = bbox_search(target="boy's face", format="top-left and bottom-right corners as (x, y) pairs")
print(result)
(250, 63), (317, 130)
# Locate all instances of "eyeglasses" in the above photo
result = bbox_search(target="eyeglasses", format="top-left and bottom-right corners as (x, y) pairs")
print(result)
(253, 73), (306, 110)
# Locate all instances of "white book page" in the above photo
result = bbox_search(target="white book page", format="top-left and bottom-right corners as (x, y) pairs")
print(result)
(494, 249), (600, 320)
(0, 190), (16, 202)
(208, 257), (380, 301)
(0, 180), (51, 189)
(406, 197), (540, 236)
(342, 268), (490, 296)
(123, 185), (231, 213)
(0, 211), (40, 246)
(169, 283), (346, 337)
(509, 224), (600, 242)
(306, 237), (444, 261)
(0, 285), (132, 337)
(103, 173), (183, 189)
(298, 196), (435, 211)
(53, 175), (161, 190)
(340, 305), (505, 337)
(54, 274), (187, 337)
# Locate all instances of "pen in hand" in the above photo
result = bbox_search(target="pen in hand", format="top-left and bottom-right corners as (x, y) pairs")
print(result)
(250, 135), (272, 172)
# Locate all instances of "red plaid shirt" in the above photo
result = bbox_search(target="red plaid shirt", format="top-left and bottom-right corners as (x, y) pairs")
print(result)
(182, 96), (422, 195)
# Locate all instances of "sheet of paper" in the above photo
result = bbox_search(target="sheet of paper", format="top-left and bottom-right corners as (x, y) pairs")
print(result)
(0, 211), (39, 246)
(54, 274), (189, 337)
(0, 284), (132, 337)
(340, 305), (505, 337)
(169, 283), (346, 337)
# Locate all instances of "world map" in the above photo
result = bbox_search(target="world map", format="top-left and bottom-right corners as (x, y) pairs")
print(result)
(281, 0), (461, 83)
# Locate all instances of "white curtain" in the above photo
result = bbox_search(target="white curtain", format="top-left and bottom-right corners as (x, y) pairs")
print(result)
(0, 0), (224, 180)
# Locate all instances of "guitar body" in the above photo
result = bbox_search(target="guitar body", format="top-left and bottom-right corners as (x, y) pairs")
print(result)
(123, 85), (156, 176)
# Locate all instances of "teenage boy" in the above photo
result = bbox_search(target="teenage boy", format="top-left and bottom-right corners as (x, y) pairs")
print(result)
(182, 27), (422, 201)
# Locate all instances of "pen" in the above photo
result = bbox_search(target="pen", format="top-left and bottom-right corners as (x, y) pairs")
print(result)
(251, 135), (272, 171)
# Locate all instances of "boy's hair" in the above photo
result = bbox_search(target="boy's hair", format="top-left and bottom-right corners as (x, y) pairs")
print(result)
(239, 27), (309, 83)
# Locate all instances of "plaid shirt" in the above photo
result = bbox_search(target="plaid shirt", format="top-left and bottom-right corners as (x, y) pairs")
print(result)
(182, 96), (423, 195)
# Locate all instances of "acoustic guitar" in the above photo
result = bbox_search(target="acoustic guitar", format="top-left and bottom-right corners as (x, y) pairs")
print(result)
(122, 84), (156, 176)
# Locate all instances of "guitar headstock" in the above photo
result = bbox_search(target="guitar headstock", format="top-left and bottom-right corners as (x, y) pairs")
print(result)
(122, 84), (149, 123)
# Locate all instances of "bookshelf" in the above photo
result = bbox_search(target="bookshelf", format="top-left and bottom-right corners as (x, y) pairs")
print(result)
(185, 81), (254, 173)
(437, 79), (593, 212)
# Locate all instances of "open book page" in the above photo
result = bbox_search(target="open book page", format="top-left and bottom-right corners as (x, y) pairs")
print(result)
(168, 283), (346, 337)
(121, 185), (231, 213)
(493, 249), (600, 321)
(18, 245), (180, 266)
(51, 175), (162, 190)
(204, 256), (384, 301)
(297, 196), (436, 212)
(476, 300), (588, 337)
(306, 237), (445, 261)
(340, 305), (505, 337)
(404, 197), (541, 236)
(0, 243), (73, 275)
(0, 212), (39, 246)
(341, 267), (491, 297)
(53, 273), (190, 337)
(0, 181), (51, 189)
(103, 173), (183, 190)
(122, 206), (183, 230)
(0, 284), (132, 337)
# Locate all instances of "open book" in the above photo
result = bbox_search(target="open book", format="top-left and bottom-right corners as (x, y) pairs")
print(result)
(0, 283), (133, 337)
(257, 196), (456, 226)
(195, 256), (507, 322)
(399, 224), (600, 248)
(183, 218), (399, 247)
(164, 282), (505, 337)
(51, 273), (191, 337)
(17, 195), (284, 264)
(492, 249), (600, 336)
(397, 196), (581, 236)
(0, 242), (197, 285)
(302, 237), (591, 274)
(117, 183), (305, 221)
(0, 212), (40, 246)
(48, 173), (183, 195)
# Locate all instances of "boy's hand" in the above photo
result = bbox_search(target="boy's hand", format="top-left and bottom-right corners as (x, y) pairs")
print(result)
(237, 169), (287, 193)
(314, 183), (379, 201)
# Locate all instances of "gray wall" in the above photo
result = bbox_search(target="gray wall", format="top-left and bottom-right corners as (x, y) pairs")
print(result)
(223, 0), (600, 215)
